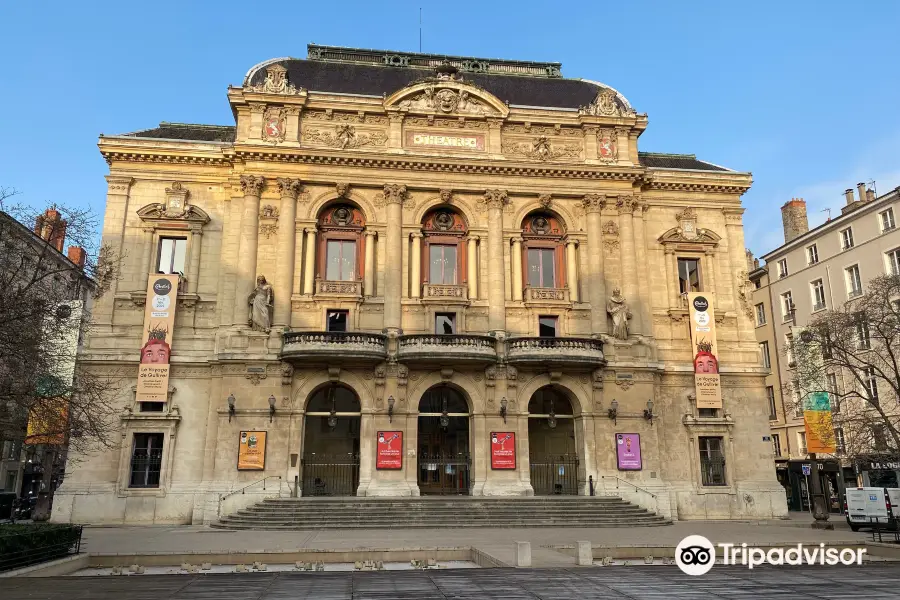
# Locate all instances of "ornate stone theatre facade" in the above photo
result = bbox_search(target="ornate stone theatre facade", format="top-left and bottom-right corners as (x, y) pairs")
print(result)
(52, 45), (787, 524)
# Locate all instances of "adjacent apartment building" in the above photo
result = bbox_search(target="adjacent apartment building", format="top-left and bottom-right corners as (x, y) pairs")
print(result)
(750, 183), (900, 511)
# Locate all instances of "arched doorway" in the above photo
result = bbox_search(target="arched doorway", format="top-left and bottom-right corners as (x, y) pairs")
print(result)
(527, 386), (579, 495)
(417, 385), (471, 495)
(301, 384), (361, 496)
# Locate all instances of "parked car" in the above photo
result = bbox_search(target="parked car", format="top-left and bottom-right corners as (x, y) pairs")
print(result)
(844, 487), (900, 531)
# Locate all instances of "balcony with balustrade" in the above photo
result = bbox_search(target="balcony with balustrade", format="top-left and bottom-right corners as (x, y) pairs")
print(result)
(397, 334), (497, 365)
(506, 337), (605, 368)
(280, 331), (387, 365)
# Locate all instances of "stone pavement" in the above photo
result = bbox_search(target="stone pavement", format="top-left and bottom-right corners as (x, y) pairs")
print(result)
(82, 520), (866, 568)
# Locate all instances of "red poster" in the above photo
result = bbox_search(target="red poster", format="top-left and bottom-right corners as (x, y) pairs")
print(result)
(376, 431), (403, 470)
(490, 432), (516, 470)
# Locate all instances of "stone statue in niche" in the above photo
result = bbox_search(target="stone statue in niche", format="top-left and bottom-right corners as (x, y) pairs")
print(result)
(248, 275), (274, 332)
(606, 288), (632, 340)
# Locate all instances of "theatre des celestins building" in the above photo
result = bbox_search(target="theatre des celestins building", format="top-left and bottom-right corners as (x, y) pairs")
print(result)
(52, 45), (787, 525)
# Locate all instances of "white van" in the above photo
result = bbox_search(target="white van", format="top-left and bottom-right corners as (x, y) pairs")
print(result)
(844, 487), (900, 531)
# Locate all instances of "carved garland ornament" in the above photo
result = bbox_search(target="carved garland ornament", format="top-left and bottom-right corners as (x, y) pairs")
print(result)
(502, 136), (581, 162)
(304, 125), (388, 149)
(398, 86), (498, 116)
(259, 204), (279, 238)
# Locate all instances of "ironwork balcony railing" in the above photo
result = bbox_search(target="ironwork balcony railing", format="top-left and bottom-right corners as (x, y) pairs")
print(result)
(506, 336), (604, 367)
(397, 334), (497, 364)
(281, 331), (387, 363)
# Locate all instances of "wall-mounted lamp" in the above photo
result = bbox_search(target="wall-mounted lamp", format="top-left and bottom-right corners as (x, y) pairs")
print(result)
(547, 405), (557, 429)
(268, 394), (277, 423)
(500, 397), (508, 424)
(643, 399), (654, 424)
(607, 399), (619, 425)
(227, 393), (236, 422)
(387, 396), (395, 423)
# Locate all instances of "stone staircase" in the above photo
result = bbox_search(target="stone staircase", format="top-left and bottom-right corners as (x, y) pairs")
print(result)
(213, 496), (671, 530)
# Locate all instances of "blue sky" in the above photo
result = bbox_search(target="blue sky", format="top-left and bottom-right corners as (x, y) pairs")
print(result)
(1, 1), (898, 257)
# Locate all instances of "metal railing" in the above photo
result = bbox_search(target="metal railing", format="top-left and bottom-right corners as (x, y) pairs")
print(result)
(598, 475), (660, 514)
(418, 453), (471, 495)
(218, 476), (282, 517)
(301, 454), (360, 497)
(0, 524), (83, 573)
(530, 454), (579, 495)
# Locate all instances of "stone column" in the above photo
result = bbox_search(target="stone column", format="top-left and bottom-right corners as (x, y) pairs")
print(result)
(566, 240), (579, 302)
(233, 175), (264, 326)
(631, 200), (650, 335)
(302, 227), (317, 295)
(410, 232), (423, 298)
(274, 178), (302, 326)
(510, 237), (523, 302)
(485, 190), (509, 334)
(364, 230), (377, 297)
(616, 127), (631, 166)
(582, 125), (599, 163)
(617, 194), (639, 335)
(467, 235), (479, 300)
(724, 209), (753, 341)
(284, 106), (301, 143)
(704, 249), (718, 299)
(139, 226), (155, 284)
(187, 227), (203, 294)
(383, 184), (407, 333)
(388, 113), (404, 148)
(582, 194), (607, 335)
(487, 119), (503, 155)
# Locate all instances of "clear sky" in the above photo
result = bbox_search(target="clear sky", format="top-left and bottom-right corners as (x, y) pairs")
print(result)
(1, 1), (898, 258)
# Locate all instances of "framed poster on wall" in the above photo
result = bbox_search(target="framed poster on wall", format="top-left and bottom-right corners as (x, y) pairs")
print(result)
(490, 432), (516, 469)
(615, 433), (642, 471)
(237, 431), (267, 470)
(376, 431), (403, 469)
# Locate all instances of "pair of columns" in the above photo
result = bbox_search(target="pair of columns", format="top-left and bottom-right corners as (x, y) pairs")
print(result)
(408, 234), (479, 299)
(509, 238), (580, 302)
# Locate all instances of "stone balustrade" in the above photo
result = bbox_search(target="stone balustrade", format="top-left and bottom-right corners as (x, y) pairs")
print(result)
(397, 334), (497, 364)
(316, 279), (363, 298)
(523, 286), (570, 305)
(281, 331), (387, 363)
(421, 283), (469, 303)
(506, 336), (604, 367)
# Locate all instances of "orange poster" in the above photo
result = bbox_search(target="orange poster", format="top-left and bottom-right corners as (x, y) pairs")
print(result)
(238, 431), (267, 470)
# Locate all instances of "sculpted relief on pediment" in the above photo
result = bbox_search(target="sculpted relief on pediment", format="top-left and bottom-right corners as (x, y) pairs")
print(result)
(385, 82), (508, 118)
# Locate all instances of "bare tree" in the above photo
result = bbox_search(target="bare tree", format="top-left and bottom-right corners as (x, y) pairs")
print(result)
(789, 274), (900, 464)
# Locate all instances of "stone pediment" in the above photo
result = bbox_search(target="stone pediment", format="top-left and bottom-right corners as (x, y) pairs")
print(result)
(385, 81), (508, 118)
(137, 182), (210, 225)
(657, 226), (721, 246)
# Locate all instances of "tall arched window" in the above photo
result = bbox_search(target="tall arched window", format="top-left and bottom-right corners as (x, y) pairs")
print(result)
(521, 212), (566, 289)
(421, 208), (468, 286)
(317, 204), (366, 282)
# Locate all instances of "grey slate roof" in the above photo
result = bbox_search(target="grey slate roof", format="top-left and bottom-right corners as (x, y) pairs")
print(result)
(637, 152), (730, 171)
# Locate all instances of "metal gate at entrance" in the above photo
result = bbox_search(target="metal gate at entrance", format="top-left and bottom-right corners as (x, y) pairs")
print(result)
(528, 386), (580, 496)
(529, 454), (579, 495)
(300, 383), (361, 496)
(417, 386), (471, 495)
(301, 453), (360, 497)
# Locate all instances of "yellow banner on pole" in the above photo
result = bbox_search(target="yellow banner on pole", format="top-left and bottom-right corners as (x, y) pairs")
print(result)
(688, 293), (722, 409)
(136, 274), (179, 402)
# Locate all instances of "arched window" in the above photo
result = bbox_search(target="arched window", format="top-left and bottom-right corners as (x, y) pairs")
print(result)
(317, 204), (366, 282)
(421, 208), (468, 286)
(521, 212), (566, 289)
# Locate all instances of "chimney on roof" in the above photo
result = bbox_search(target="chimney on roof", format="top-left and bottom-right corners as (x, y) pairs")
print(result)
(857, 182), (867, 203)
(781, 198), (809, 243)
(866, 188), (875, 202)
(844, 188), (855, 205)
(67, 246), (86, 268)
(33, 208), (67, 252)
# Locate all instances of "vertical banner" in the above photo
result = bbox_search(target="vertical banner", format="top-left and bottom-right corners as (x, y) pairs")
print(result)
(376, 431), (403, 469)
(688, 293), (722, 409)
(616, 433), (642, 470)
(804, 392), (836, 453)
(237, 431), (267, 470)
(136, 274), (179, 402)
(490, 432), (516, 469)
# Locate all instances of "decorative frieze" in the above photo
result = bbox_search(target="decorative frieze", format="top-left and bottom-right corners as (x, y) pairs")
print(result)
(501, 136), (581, 162)
(304, 125), (388, 149)
(302, 110), (388, 125)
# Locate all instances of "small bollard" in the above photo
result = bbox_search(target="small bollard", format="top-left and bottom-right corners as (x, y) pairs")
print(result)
(315, 561), (325, 571)
(515, 541), (531, 568)
(181, 562), (191, 571)
(201, 562), (212, 571)
(576, 541), (593, 566)
(644, 556), (654, 565)
(235, 564), (248, 573)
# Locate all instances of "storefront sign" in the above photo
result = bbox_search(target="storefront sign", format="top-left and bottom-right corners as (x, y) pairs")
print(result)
(136, 274), (179, 402)
(237, 430), (267, 470)
(688, 293), (722, 409)
(490, 432), (516, 470)
(405, 131), (485, 151)
(616, 433), (642, 470)
(804, 391), (836, 453)
(376, 431), (403, 470)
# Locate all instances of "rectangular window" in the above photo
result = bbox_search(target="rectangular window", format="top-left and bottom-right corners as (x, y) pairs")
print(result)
(538, 315), (558, 337)
(327, 310), (348, 332)
(766, 386), (777, 420)
(772, 434), (782, 457)
(856, 317), (871, 350)
(777, 258), (789, 279)
(325, 240), (356, 281)
(435, 313), (456, 335)
(845, 265), (862, 298)
(527, 248), (556, 288)
(798, 431), (807, 455)
(760, 342), (771, 369)
(834, 428), (845, 452)
(755, 303), (766, 326)
(807, 244), (819, 265)
(811, 279), (826, 311)
(781, 291), (794, 322)
(873, 425), (887, 451)
(698, 408), (718, 418)
(698, 437), (727, 486)
(139, 402), (164, 413)
(429, 244), (458, 285)
(840, 227), (854, 250)
(677, 258), (701, 294)
(862, 366), (879, 402)
(881, 208), (896, 232)
(129, 433), (164, 489)
(157, 237), (187, 275)
(826, 373), (839, 413)
(886, 249), (900, 276)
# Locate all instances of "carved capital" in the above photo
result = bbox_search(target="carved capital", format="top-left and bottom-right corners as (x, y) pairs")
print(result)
(383, 184), (408, 205)
(276, 177), (303, 199)
(582, 193), (606, 213)
(616, 194), (635, 214)
(249, 102), (266, 114)
(240, 175), (265, 196)
(483, 189), (509, 210)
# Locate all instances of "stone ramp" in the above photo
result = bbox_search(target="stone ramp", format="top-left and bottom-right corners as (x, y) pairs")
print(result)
(213, 496), (671, 530)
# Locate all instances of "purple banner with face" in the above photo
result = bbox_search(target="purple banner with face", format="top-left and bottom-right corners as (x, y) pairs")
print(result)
(616, 433), (642, 470)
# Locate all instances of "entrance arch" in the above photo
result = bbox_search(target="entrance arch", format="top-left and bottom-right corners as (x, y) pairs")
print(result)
(417, 385), (471, 495)
(527, 386), (579, 495)
(301, 383), (361, 496)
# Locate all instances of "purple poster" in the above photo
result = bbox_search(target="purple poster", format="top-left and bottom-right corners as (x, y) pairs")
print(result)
(616, 433), (642, 470)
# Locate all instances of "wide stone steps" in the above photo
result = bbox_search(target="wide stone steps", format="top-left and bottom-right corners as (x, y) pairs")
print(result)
(213, 497), (671, 530)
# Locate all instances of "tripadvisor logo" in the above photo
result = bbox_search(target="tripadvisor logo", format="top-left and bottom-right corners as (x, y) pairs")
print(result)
(153, 278), (173, 295)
